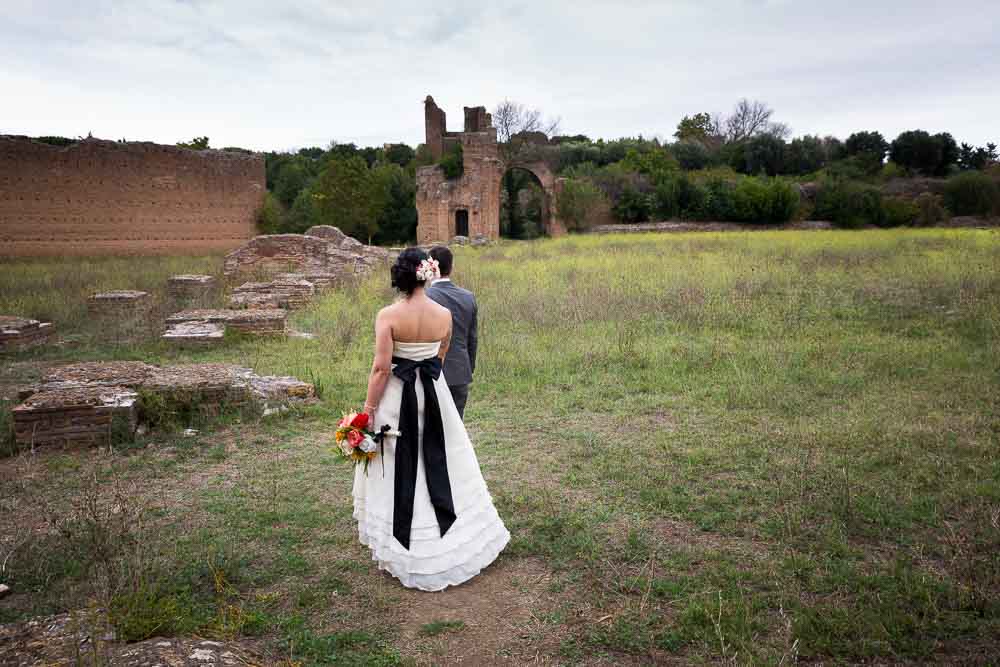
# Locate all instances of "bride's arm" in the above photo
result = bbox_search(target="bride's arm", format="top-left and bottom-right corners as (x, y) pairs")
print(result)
(363, 310), (394, 418)
(438, 319), (452, 362)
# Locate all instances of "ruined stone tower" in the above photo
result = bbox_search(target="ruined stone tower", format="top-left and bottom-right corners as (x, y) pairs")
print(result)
(415, 96), (503, 244)
(415, 96), (566, 244)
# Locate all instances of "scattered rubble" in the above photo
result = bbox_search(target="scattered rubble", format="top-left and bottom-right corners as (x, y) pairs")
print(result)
(222, 227), (389, 280)
(10, 360), (315, 448)
(0, 611), (265, 666)
(0, 316), (54, 352)
(167, 274), (217, 306)
(165, 309), (287, 336)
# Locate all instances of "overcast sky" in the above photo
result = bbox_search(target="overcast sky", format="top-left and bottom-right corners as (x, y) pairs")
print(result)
(3, 1), (999, 152)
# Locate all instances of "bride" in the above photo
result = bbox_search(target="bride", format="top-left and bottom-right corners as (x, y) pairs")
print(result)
(352, 247), (510, 591)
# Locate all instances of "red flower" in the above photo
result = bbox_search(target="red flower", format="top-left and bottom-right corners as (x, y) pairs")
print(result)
(347, 429), (364, 447)
(351, 412), (370, 429)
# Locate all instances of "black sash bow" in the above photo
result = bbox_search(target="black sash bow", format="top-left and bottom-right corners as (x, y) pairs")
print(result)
(391, 355), (456, 550)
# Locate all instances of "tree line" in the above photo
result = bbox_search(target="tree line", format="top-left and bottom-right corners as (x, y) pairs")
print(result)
(186, 97), (998, 242)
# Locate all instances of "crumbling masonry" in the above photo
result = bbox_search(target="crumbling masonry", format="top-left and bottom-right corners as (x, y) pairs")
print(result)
(415, 96), (566, 244)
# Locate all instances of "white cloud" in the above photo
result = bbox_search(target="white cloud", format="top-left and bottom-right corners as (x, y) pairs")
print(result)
(2, 0), (998, 150)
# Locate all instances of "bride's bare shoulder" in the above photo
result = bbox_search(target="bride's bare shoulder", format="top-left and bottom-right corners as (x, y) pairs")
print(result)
(376, 302), (400, 323)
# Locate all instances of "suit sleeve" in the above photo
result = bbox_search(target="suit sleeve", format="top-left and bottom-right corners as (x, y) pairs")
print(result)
(468, 298), (478, 375)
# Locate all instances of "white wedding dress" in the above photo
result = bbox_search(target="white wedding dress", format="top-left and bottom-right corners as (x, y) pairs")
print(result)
(352, 341), (510, 591)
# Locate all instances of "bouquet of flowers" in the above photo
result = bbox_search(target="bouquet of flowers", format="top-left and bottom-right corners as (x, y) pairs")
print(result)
(335, 411), (399, 475)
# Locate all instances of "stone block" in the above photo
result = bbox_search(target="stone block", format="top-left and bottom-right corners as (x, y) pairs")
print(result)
(87, 291), (152, 338)
(0, 316), (54, 352)
(142, 363), (255, 410)
(167, 274), (216, 306)
(13, 387), (138, 447)
(251, 375), (316, 402)
(230, 278), (315, 310)
(161, 321), (225, 347)
(165, 309), (286, 335)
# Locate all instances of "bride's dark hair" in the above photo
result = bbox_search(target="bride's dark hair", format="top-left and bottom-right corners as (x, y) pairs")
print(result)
(390, 247), (430, 295)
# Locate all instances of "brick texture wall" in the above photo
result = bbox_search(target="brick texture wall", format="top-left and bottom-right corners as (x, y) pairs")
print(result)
(0, 136), (265, 256)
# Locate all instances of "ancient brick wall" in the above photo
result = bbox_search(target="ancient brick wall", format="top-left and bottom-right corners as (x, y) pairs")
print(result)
(416, 131), (504, 244)
(0, 136), (265, 256)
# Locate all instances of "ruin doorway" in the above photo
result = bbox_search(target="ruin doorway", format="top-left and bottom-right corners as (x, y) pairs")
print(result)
(455, 209), (470, 237)
(500, 167), (548, 239)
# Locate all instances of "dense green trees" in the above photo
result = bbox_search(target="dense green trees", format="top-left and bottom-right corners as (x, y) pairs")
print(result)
(255, 97), (996, 239)
(260, 142), (419, 243)
(312, 156), (383, 243)
(889, 131), (959, 176)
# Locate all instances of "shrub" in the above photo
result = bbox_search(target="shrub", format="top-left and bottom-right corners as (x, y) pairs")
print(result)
(256, 192), (286, 234)
(814, 181), (885, 228)
(651, 174), (796, 223)
(612, 187), (653, 223)
(880, 198), (918, 227)
(913, 192), (948, 226)
(729, 177), (798, 223)
(652, 179), (680, 220)
(698, 178), (733, 221)
(557, 179), (607, 231)
(439, 143), (464, 180)
(35, 135), (78, 147)
(943, 171), (1000, 217)
(672, 141), (712, 171)
(768, 179), (801, 222)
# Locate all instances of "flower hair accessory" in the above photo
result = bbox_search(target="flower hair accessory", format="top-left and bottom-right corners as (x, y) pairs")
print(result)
(416, 258), (440, 282)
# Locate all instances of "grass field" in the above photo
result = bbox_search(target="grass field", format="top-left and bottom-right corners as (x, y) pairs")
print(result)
(1, 229), (999, 664)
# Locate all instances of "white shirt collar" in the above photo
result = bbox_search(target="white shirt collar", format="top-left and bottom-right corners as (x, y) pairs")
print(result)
(431, 277), (452, 286)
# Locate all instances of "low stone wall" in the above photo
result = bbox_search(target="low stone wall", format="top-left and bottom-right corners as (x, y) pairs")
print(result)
(13, 387), (139, 447)
(165, 309), (287, 335)
(12, 360), (315, 448)
(0, 316), (54, 352)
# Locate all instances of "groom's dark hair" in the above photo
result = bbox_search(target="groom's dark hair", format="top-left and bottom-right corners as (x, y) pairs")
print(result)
(429, 246), (453, 277)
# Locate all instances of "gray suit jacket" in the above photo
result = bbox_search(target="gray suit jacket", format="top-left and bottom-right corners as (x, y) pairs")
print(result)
(426, 279), (478, 387)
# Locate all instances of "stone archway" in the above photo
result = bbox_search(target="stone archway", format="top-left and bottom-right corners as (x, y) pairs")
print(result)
(502, 160), (566, 237)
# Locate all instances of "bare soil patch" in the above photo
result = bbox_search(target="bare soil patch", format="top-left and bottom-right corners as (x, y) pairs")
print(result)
(395, 556), (565, 666)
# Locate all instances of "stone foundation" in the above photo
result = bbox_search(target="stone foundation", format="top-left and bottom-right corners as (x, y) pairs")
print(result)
(161, 321), (226, 347)
(167, 274), (217, 306)
(229, 278), (315, 310)
(11, 360), (315, 448)
(87, 291), (152, 337)
(0, 316), (54, 352)
(13, 387), (139, 447)
(165, 309), (287, 336)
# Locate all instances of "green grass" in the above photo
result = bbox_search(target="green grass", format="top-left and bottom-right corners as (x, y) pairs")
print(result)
(1, 229), (999, 664)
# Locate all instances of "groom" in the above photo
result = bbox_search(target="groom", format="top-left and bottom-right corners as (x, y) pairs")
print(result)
(426, 246), (478, 419)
